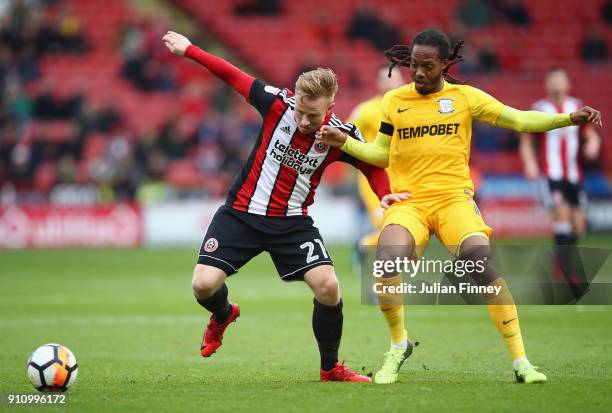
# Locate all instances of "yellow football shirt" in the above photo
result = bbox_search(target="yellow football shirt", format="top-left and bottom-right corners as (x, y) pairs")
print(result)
(379, 80), (505, 200)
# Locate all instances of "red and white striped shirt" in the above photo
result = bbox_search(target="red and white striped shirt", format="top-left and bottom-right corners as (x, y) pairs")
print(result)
(185, 45), (390, 217)
(532, 97), (584, 183)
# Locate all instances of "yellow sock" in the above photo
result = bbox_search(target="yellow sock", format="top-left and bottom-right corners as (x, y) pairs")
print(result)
(377, 275), (408, 345)
(485, 278), (527, 360)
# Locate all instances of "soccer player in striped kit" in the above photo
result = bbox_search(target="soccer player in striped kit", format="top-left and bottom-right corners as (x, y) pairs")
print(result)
(520, 67), (601, 255)
(163, 31), (390, 382)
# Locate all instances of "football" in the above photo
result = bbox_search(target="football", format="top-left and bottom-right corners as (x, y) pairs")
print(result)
(27, 344), (78, 392)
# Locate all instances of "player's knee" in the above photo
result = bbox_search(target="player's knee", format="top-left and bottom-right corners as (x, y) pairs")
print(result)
(191, 266), (224, 298)
(457, 243), (498, 286)
(376, 244), (411, 263)
(375, 244), (412, 278)
(315, 275), (340, 305)
(376, 225), (414, 264)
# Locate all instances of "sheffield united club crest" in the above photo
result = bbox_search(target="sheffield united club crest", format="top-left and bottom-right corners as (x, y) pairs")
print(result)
(314, 142), (328, 153)
(203, 238), (219, 253)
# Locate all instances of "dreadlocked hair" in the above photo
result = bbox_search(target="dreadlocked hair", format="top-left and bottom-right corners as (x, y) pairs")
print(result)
(384, 28), (465, 84)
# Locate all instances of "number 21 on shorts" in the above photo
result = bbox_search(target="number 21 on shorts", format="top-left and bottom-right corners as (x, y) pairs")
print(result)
(300, 239), (329, 263)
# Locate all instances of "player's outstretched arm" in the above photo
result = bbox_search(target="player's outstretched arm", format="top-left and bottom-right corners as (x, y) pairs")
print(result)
(519, 133), (539, 180)
(316, 125), (390, 168)
(496, 105), (603, 133)
(162, 30), (254, 99)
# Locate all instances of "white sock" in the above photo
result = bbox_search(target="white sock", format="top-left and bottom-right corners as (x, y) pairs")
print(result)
(513, 357), (529, 370)
(391, 340), (408, 349)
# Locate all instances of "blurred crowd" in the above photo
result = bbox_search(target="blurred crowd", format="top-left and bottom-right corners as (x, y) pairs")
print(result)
(0, 0), (264, 205)
(0, 0), (610, 205)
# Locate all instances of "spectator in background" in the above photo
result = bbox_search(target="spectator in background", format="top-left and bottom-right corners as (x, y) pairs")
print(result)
(32, 79), (85, 120)
(347, 6), (400, 51)
(294, 50), (320, 82)
(347, 7), (379, 41)
(7, 84), (33, 125)
(94, 99), (122, 133)
(603, 0), (612, 25)
(33, 79), (59, 120)
(77, 100), (122, 136)
(456, 0), (493, 28)
(234, 0), (282, 16)
(330, 51), (361, 90)
(308, 11), (332, 45)
(494, 0), (530, 27)
(580, 26), (609, 63)
(133, 127), (167, 182)
(477, 40), (501, 73)
(56, 4), (88, 53)
(158, 116), (197, 161)
(457, 44), (478, 76)
(16, 46), (41, 84)
(119, 17), (176, 91)
(34, 3), (88, 54)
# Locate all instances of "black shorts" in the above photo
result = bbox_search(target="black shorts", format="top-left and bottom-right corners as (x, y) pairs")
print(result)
(197, 206), (333, 281)
(548, 179), (587, 208)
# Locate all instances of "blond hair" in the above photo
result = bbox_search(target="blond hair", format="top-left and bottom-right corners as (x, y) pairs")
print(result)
(295, 68), (338, 100)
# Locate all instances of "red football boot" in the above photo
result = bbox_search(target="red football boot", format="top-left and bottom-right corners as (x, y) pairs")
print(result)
(200, 303), (240, 357)
(320, 362), (372, 383)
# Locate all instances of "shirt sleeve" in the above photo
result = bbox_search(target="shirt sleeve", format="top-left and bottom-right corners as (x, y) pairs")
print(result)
(329, 113), (365, 142)
(331, 113), (389, 198)
(338, 95), (393, 168)
(378, 91), (395, 138)
(248, 79), (282, 116)
(338, 150), (391, 200)
(463, 85), (506, 125)
(496, 107), (574, 132)
(184, 45), (254, 100)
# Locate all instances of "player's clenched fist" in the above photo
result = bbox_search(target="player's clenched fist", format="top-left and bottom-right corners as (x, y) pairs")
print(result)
(314, 125), (347, 148)
(162, 31), (192, 56)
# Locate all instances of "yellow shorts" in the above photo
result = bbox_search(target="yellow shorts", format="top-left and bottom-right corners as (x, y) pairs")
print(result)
(382, 194), (492, 256)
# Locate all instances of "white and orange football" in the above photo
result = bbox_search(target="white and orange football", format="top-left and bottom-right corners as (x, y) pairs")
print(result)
(27, 343), (78, 392)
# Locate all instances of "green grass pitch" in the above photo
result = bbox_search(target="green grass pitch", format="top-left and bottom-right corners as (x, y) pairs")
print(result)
(1, 245), (611, 412)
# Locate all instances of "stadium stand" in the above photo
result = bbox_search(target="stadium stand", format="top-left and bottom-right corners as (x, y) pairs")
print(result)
(1, 0), (610, 204)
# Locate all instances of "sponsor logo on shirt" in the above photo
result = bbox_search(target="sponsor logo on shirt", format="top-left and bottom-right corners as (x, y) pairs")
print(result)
(397, 123), (460, 139)
(269, 140), (320, 174)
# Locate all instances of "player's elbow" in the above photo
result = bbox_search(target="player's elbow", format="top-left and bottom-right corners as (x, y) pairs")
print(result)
(376, 158), (390, 168)
(369, 153), (389, 168)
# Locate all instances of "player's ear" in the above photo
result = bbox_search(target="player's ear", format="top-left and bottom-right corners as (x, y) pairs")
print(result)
(327, 99), (335, 114)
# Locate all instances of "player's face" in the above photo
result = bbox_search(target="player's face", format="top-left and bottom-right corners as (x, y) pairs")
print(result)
(546, 70), (570, 100)
(294, 94), (334, 135)
(409, 45), (446, 95)
(377, 66), (405, 94)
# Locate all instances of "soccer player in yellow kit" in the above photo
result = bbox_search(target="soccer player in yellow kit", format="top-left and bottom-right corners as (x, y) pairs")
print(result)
(348, 66), (404, 258)
(317, 29), (602, 384)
